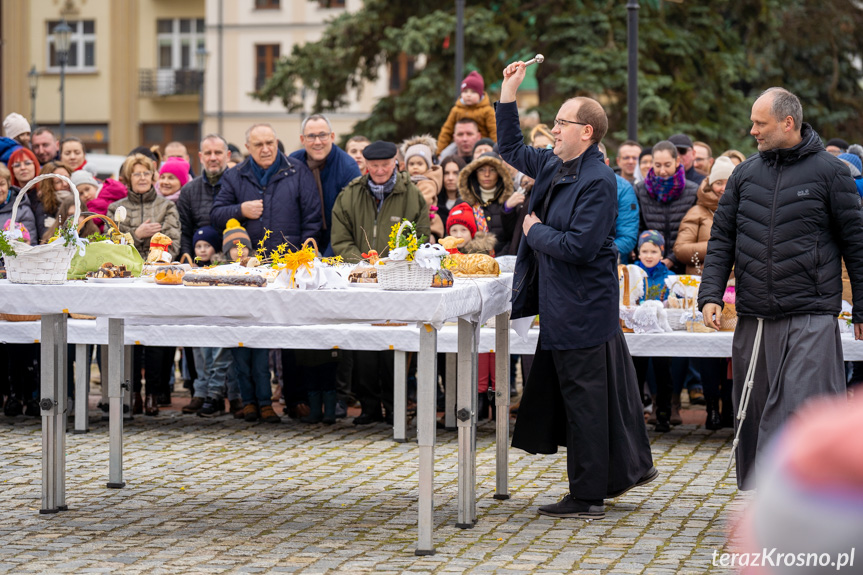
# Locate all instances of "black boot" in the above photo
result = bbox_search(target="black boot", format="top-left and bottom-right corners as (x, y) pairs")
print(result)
(301, 391), (323, 423)
(705, 396), (722, 431)
(654, 409), (671, 432)
(321, 390), (337, 425)
(477, 392), (489, 421)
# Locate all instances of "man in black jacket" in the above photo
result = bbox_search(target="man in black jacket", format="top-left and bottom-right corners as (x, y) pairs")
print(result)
(178, 134), (230, 259)
(700, 87), (863, 490)
(499, 61), (656, 520)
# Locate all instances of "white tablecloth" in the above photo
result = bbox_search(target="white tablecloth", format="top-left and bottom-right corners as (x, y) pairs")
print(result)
(3, 319), (863, 359)
(0, 275), (511, 329)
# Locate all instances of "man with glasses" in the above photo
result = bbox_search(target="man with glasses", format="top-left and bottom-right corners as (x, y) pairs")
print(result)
(290, 114), (361, 255)
(668, 133), (705, 185)
(497, 61), (656, 520)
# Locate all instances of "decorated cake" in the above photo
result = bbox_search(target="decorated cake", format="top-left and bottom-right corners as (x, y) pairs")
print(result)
(431, 269), (454, 288)
(348, 265), (378, 284)
(154, 265), (186, 285)
(87, 262), (133, 279)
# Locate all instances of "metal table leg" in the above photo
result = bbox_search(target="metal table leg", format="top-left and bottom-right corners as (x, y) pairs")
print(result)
(39, 313), (67, 513)
(124, 345), (133, 419)
(415, 324), (437, 556)
(393, 350), (407, 442)
(444, 353), (456, 430)
(456, 318), (477, 528)
(107, 319), (126, 489)
(494, 312), (510, 500)
(74, 344), (89, 434)
(469, 321), (479, 524)
(99, 344), (109, 419)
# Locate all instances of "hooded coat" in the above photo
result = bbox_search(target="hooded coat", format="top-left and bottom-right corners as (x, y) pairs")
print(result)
(85, 178), (128, 231)
(674, 179), (722, 274)
(698, 123), (863, 322)
(210, 153), (323, 255)
(106, 187), (181, 259)
(457, 154), (518, 256)
(436, 93), (497, 156)
(330, 170), (429, 261)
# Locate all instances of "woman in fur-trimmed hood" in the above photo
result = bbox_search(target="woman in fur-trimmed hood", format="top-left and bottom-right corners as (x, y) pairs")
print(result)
(457, 152), (523, 255)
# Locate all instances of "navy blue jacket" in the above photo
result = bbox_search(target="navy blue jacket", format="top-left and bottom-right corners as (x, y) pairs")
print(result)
(290, 144), (361, 254)
(496, 101), (620, 349)
(210, 153), (322, 254)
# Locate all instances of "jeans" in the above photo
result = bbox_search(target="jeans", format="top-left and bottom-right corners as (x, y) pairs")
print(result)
(192, 347), (232, 400)
(231, 347), (271, 407)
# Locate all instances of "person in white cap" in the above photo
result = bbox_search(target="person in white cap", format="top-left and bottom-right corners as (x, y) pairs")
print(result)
(3, 113), (31, 148)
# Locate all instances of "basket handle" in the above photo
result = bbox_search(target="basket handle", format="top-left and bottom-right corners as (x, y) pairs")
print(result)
(302, 237), (320, 257)
(77, 213), (121, 235)
(10, 173), (81, 234)
(179, 253), (195, 266)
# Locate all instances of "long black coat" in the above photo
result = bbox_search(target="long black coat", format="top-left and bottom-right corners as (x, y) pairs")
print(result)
(699, 124), (863, 322)
(496, 101), (620, 350)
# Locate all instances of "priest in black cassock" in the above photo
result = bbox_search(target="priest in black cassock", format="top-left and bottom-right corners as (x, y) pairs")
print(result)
(496, 61), (657, 519)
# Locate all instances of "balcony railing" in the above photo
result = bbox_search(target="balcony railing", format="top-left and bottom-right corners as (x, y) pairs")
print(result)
(139, 68), (203, 98)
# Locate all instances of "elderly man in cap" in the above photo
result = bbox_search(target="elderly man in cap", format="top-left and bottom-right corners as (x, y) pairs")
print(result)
(668, 133), (705, 185)
(330, 140), (429, 425)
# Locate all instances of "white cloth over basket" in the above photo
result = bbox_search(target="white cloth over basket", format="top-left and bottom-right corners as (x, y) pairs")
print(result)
(273, 259), (349, 290)
(619, 264), (647, 305)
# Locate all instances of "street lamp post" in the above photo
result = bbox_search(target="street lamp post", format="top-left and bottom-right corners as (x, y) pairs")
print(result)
(454, 0), (464, 100)
(28, 66), (39, 129)
(54, 20), (72, 141)
(196, 46), (209, 141)
(626, 0), (639, 141)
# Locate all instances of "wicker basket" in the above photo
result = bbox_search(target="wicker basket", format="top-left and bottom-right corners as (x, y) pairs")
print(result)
(0, 313), (41, 322)
(719, 303), (738, 332)
(3, 174), (81, 284)
(377, 260), (434, 291)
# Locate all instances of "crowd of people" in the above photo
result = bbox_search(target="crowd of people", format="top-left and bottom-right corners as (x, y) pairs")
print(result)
(1, 71), (861, 440)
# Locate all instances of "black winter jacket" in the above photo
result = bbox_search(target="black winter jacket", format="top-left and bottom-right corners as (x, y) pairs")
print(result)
(177, 174), (223, 257)
(699, 124), (863, 322)
(634, 179), (698, 272)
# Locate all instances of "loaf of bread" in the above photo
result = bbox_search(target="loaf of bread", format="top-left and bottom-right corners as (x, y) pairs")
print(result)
(182, 273), (267, 287)
(451, 253), (499, 276)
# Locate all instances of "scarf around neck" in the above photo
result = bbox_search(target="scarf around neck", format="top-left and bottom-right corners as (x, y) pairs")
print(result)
(367, 169), (397, 208)
(250, 156), (282, 188)
(306, 154), (328, 230)
(644, 164), (686, 203)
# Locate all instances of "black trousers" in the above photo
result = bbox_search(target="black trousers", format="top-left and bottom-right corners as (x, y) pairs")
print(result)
(352, 350), (395, 417)
(633, 356), (672, 421)
(0, 343), (40, 399)
(132, 346), (174, 396)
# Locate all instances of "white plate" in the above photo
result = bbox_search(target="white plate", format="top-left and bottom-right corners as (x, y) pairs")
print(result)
(347, 282), (380, 288)
(86, 277), (139, 284)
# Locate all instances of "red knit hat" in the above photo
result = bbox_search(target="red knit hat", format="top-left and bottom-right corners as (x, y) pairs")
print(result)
(446, 202), (477, 238)
(460, 71), (484, 97)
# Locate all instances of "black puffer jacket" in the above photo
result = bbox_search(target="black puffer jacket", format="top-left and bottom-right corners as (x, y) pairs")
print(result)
(458, 154), (519, 255)
(699, 124), (863, 322)
(634, 178), (698, 273)
(177, 174), (223, 257)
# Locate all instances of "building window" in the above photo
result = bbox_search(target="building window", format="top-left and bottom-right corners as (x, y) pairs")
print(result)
(47, 20), (96, 71)
(255, 44), (280, 90)
(389, 53), (416, 94)
(318, 0), (346, 7)
(255, 0), (280, 8)
(157, 18), (205, 70)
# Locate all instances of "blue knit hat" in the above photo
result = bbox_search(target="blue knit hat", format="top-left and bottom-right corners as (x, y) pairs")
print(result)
(638, 229), (665, 254)
(193, 225), (222, 251)
(838, 153), (862, 175)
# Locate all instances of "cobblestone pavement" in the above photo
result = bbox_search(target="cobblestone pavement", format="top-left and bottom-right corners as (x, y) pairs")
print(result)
(0, 405), (751, 574)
